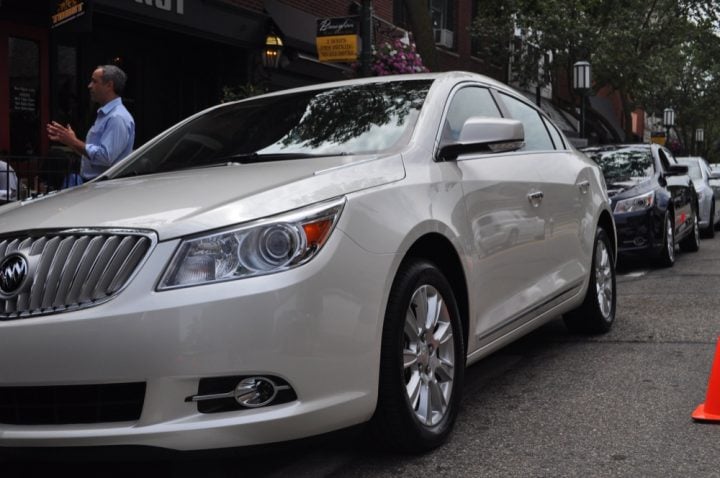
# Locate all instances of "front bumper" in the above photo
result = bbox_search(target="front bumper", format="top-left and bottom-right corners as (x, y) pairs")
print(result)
(0, 231), (392, 451)
(613, 208), (664, 256)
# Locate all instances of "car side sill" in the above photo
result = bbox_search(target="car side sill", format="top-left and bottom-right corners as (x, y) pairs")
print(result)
(466, 282), (584, 366)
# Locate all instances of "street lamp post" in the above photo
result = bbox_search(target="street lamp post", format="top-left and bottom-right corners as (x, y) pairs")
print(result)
(663, 107), (675, 148)
(696, 128), (705, 156)
(573, 61), (592, 139)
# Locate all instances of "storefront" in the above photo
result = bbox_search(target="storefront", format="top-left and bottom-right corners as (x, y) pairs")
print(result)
(50, 0), (265, 146)
(0, 0), (266, 193)
(0, 0), (372, 196)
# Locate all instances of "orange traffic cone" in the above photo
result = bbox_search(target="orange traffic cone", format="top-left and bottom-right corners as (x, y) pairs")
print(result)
(692, 337), (720, 422)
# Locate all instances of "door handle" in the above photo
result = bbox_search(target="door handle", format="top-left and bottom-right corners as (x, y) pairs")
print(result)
(578, 180), (591, 194)
(527, 191), (544, 207)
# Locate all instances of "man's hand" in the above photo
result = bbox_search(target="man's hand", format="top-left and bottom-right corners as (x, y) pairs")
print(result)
(46, 121), (77, 144)
(47, 121), (86, 157)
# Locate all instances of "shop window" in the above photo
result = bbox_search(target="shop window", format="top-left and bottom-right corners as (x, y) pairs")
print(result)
(56, 45), (78, 126)
(9, 37), (40, 156)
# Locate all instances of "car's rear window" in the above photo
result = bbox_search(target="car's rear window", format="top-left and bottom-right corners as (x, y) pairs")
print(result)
(112, 80), (433, 178)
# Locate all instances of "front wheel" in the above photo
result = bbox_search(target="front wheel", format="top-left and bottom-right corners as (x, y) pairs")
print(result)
(371, 259), (465, 453)
(657, 212), (675, 267)
(563, 227), (616, 334)
(680, 207), (700, 252)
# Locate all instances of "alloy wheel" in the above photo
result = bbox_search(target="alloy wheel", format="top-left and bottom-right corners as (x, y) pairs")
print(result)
(403, 284), (455, 426)
(594, 238), (613, 319)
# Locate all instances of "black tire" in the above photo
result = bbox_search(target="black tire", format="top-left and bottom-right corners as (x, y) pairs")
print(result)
(680, 206), (700, 252)
(703, 204), (715, 238)
(371, 259), (465, 453)
(657, 212), (675, 268)
(563, 227), (616, 334)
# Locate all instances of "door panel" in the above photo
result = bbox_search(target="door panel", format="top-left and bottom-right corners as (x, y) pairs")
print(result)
(458, 153), (550, 339)
(532, 152), (593, 289)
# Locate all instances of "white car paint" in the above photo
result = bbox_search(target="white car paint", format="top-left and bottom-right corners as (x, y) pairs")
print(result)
(0, 72), (614, 451)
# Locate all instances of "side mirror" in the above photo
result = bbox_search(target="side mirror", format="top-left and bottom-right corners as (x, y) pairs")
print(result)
(438, 117), (525, 161)
(665, 164), (688, 176)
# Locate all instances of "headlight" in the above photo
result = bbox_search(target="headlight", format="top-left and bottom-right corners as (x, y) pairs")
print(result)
(614, 191), (654, 213)
(158, 197), (345, 289)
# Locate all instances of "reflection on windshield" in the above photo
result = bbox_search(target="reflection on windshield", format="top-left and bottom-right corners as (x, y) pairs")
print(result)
(586, 148), (655, 181)
(111, 80), (432, 178)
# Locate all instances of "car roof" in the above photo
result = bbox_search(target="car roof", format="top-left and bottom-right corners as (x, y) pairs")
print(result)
(224, 71), (515, 104)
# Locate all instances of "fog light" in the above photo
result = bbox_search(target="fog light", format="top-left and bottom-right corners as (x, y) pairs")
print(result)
(187, 375), (295, 413)
(234, 377), (278, 408)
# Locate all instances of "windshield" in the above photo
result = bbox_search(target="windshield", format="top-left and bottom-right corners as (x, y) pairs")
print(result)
(111, 80), (432, 178)
(585, 147), (655, 181)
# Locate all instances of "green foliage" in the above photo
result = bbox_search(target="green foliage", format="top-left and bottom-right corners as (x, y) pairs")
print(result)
(470, 0), (720, 160)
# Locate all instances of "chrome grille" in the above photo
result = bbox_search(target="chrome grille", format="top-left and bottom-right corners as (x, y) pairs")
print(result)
(0, 229), (155, 319)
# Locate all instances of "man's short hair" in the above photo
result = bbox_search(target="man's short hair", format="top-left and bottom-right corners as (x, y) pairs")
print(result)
(98, 65), (128, 95)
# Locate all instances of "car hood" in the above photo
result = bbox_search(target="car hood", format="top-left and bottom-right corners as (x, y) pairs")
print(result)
(605, 177), (653, 199)
(0, 155), (405, 240)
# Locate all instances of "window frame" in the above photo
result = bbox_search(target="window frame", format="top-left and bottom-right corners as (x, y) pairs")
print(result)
(495, 91), (556, 153)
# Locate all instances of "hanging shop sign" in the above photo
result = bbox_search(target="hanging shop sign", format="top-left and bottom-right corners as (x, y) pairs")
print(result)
(316, 17), (358, 63)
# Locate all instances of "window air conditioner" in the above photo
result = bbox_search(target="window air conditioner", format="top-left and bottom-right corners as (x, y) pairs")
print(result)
(433, 28), (454, 48)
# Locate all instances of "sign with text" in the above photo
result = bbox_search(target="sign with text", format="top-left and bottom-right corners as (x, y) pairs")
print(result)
(651, 131), (666, 146)
(51, 0), (88, 29)
(316, 17), (358, 62)
(11, 86), (37, 113)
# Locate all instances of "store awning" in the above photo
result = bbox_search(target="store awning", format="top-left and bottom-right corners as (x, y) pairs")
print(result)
(264, 0), (317, 53)
(92, 0), (264, 47)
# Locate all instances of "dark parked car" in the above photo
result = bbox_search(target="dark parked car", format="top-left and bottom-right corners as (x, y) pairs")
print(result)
(583, 143), (699, 266)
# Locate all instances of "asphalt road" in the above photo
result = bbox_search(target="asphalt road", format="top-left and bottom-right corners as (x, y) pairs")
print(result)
(8, 233), (720, 477)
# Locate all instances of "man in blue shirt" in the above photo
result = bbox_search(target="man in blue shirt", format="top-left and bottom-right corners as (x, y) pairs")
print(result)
(47, 65), (135, 182)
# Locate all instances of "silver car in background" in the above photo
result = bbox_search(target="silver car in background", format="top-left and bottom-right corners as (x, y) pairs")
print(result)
(0, 72), (616, 453)
(676, 156), (720, 237)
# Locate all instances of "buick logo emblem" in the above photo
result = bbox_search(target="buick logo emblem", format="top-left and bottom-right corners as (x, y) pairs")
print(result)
(0, 253), (28, 296)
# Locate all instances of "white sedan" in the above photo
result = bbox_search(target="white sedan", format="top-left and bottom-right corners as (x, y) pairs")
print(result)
(0, 72), (616, 453)
(677, 156), (720, 237)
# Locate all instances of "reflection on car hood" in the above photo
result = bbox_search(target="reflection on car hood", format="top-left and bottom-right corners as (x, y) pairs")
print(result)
(0, 155), (404, 240)
(605, 177), (651, 198)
